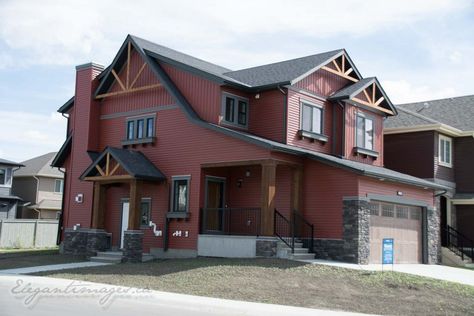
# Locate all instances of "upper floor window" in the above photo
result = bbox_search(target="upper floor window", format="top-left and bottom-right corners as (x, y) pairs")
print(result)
(356, 114), (374, 151)
(301, 102), (323, 135)
(124, 115), (155, 145)
(439, 134), (452, 167)
(54, 179), (64, 193)
(222, 94), (248, 128)
(0, 168), (12, 186)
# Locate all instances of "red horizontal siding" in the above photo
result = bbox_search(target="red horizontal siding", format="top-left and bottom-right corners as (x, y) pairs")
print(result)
(294, 69), (349, 96)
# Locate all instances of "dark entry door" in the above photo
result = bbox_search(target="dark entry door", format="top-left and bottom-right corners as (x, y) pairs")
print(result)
(205, 178), (225, 232)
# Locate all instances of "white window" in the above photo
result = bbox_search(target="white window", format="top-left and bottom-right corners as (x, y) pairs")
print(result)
(301, 102), (323, 135)
(439, 134), (452, 167)
(356, 114), (374, 150)
(54, 179), (64, 193)
(0, 168), (12, 186)
(222, 94), (248, 127)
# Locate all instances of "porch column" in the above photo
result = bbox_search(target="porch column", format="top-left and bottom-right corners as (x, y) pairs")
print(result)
(260, 161), (276, 236)
(91, 182), (106, 229)
(291, 166), (303, 212)
(128, 179), (142, 230)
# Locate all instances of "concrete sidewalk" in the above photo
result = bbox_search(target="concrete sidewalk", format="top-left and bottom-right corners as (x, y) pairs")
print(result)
(300, 259), (474, 286)
(0, 274), (374, 316)
(0, 262), (111, 275)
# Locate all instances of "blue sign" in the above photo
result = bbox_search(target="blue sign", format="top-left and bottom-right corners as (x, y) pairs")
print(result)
(382, 238), (394, 265)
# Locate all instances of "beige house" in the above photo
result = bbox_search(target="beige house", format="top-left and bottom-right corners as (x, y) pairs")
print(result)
(13, 152), (64, 219)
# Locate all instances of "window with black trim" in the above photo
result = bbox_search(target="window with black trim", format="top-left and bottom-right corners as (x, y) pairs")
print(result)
(140, 198), (151, 226)
(124, 115), (155, 145)
(171, 176), (190, 212)
(222, 94), (248, 127)
(356, 114), (374, 150)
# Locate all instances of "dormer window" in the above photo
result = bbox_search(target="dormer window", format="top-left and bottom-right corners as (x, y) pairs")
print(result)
(298, 101), (328, 142)
(222, 93), (248, 128)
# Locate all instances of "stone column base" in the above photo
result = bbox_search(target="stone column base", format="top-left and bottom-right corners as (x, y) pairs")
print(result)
(86, 229), (112, 257)
(123, 230), (143, 263)
(256, 238), (277, 257)
(62, 228), (111, 257)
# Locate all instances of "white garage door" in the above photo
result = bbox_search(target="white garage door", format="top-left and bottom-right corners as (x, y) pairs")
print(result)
(369, 202), (422, 264)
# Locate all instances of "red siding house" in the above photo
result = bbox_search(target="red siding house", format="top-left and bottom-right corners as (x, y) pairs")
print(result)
(53, 35), (445, 264)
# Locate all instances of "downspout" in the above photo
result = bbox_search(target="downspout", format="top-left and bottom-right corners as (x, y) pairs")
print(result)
(337, 101), (346, 158)
(277, 86), (287, 143)
(56, 168), (66, 245)
(33, 175), (40, 219)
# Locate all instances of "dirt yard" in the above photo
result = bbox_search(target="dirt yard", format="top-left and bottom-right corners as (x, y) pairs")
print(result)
(0, 249), (85, 270)
(36, 258), (474, 315)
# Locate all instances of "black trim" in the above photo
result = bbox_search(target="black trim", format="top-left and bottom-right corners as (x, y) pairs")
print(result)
(57, 97), (74, 113)
(121, 137), (156, 146)
(51, 134), (72, 168)
(166, 212), (190, 219)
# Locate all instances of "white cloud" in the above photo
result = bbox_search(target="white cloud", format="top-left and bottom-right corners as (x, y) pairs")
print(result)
(0, 111), (67, 162)
(382, 80), (458, 104)
(0, 0), (470, 68)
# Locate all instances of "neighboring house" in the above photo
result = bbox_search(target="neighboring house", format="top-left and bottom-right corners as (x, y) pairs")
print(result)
(12, 152), (64, 219)
(0, 158), (24, 219)
(53, 35), (445, 264)
(384, 95), (474, 247)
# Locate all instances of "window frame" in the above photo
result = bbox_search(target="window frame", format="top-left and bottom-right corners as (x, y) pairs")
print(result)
(123, 114), (156, 145)
(298, 100), (329, 142)
(140, 197), (152, 227)
(170, 175), (191, 213)
(0, 168), (6, 186)
(355, 112), (377, 156)
(221, 93), (249, 128)
(0, 168), (12, 187)
(438, 134), (453, 168)
(54, 179), (64, 194)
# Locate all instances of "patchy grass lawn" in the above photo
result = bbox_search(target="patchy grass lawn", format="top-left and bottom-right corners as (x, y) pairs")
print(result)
(36, 258), (474, 315)
(0, 248), (86, 270)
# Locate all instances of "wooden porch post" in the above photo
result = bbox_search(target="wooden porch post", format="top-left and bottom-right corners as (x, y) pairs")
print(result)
(291, 167), (303, 212)
(91, 182), (106, 229)
(260, 162), (276, 236)
(128, 179), (142, 230)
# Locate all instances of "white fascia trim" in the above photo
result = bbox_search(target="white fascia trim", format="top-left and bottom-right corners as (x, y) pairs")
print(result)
(384, 124), (474, 138)
(451, 199), (474, 205)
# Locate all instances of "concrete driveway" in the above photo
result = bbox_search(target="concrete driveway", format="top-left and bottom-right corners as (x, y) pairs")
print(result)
(301, 259), (474, 287)
(0, 274), (372, 316)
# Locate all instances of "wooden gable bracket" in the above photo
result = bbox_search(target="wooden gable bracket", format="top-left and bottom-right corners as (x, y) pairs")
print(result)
(96, 42), (162, 99)
(86, 152), (129, 182)
(321, 54), (359, 83)
(352, 83), (393, 115)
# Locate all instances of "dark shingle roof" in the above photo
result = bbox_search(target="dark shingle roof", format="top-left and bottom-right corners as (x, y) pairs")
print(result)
(0, 158), (24, 167)
(328, 77), (375, 100)
(223, 49), (345, 87)
(14, 152), (62, 177)
(394, 95), (474, 131)
(80, 147), (166, 181)
(384, 107), (439, 129)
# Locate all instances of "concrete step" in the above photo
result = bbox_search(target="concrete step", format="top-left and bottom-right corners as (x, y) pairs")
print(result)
(288, 252), (315, 260)
(280, 247), (309, 254)
(441, 247), (472, 268)
(277, 242), (303, 248)
(96, 251), (124, 258)
(90, 256), (123, 264)
(142, 253), (154, 262)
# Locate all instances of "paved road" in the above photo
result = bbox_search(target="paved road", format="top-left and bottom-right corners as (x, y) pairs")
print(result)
(300, 259), (474, 287)
(0, 275), (373, 316)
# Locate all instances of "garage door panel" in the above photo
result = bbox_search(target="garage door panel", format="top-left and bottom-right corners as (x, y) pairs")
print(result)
(369, 202), (422, 264)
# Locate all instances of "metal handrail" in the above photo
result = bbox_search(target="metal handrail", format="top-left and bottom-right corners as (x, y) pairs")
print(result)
(273, 209), (314, 254)
(445, 225), (473, 262)
(293, 209), (314, 254)
(274, 209), (293, 251)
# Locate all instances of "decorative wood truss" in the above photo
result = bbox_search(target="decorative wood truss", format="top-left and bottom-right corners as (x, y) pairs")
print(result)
(96, 42), (162, 99)
(352, 83), (393, 115)
(84, 152), (132, 183)
(321, 54), (359, 82)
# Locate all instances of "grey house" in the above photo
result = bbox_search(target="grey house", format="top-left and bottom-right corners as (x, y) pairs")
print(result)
(12, 152), (64, 219)
(0, 158), (24, 219)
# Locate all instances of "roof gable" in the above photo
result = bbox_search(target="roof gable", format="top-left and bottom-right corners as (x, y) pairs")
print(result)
(14, 152), (62, 177)
(329, 77), (396, 115)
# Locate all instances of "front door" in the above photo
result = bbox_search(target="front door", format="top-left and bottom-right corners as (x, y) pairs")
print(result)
(205, 177), (225, 232)
(120, 201), (130, 248)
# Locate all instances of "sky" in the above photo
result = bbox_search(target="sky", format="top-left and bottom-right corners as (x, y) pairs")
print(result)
(0, 0), (473, 162)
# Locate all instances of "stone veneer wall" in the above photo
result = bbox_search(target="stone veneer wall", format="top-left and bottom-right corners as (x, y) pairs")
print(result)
(123, 230), (143, 263)
(256, 238), (277, 257)
(427, 201), (441, 264)
(62, 228), (111, 257)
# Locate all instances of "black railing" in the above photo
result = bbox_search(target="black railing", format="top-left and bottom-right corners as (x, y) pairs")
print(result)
(273, 209), (314, 254)
(200, 207), (261, 236)
(444, 225), (473, 262)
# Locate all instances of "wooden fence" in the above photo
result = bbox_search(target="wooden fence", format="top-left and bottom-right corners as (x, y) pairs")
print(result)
(0, 219), (58, 248)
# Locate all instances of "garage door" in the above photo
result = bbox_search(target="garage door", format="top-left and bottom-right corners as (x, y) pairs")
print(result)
(369, 202), (422, 264)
